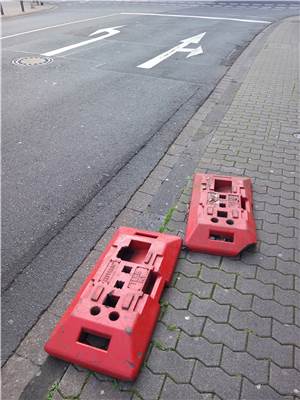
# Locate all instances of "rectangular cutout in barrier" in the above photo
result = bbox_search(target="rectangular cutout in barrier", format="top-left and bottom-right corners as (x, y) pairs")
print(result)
(209, 231), (234, 243)
(185, 173), (256, 256)
(214, 179), (232, 193)
(45, 227), (182, 380)
(78, 330), (111, 351)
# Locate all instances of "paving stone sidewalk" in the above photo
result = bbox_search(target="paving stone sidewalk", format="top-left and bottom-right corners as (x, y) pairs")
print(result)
(2, 15), (299, 400)
(0, 1), (52, 17)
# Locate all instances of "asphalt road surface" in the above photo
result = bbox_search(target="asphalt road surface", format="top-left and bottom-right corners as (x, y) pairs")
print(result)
(2, 0), (299, 363)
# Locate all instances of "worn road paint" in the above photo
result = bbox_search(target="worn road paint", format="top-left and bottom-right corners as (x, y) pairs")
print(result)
(0, 13), (119, 40)
(121, 12), (271, 24)
(137, 32), (206, 69)
(42, 26), (125, 57)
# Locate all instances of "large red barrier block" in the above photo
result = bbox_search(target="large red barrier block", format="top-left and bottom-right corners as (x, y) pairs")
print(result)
(185, 173), (256, 256)
(45, 227), (182, 380)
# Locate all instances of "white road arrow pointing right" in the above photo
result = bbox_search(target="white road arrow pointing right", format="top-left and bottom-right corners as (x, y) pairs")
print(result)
(42, 25), (125, 57)
(137, 32), (206, 69)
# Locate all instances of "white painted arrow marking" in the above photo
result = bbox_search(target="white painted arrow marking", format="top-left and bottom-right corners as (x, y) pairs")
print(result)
(42, 25), (125, 57)
(137, 32), (206, 69)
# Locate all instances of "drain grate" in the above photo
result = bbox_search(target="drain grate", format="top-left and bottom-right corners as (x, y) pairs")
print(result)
(12, 56), (53, 66)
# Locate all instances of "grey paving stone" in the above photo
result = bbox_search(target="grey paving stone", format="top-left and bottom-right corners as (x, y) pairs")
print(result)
(200, 266), (236, 288)
(278, 235), (299, 250)
(186, 252), (221, 268)
(162, 307), (205, 336)
(274, 286), (300, 308)
(17, 311), (59, 366)
(161, 377), (212, 400)
(296, 276), (300, 292)
(269, 363), (300, 395)
(256, 267), (294, 289)
(282, 182), (300, 194)
(162, 154), (180, 168)
(175, 276), (213, 298)
(120, 367), (164, 400)
(94, 372), (113, 382)
(166, 217), (185, 233)
(213, 286), (252, 311)
(189, 297), (230, 323)
(230, 308), (272, 336)
(276, 259), (300, 277)
(152, 322), (179, 350)
(247, 335), (293, 368)
(177, 331), (222, 366)
(280, 197), (300, 210)
(52, 391), (64, 400)
(241, 378), (293, 400)
(59, 365), (88, 398)
(272, 320), (300, 347)
(48, 285), (77, 318)
(147, 347), (194, 383)
(256, 179), (281, 190)
(268, 187), (294, 202)
(81, 375), (131, 400)
(192, 362), (242, 400)
(95, 227), (116, 252)
(2, 355), (40, 400)
(112, 208), (142, 228)
(150, 165), (172, 181)
(222, 347), (269, 384)
(171, 210), (186, 222)
(295, 347), (300, 371)
(279, 215), (299, 228)
(175, 258), (201, 277)
(295, 308), (300, 327)
(263, 221), (294, 238)
(252, 296), (294, 324)
(139, 178), (163, 196)
(127, 191), (153, 212)
(203, 319), (247, 351)
(241, 252), (276, 271)
(236, 276), (273, 299)
(255, 210), (279, 224)
(258, 230), (278, 245)
(162, 288), (190, 310)
(260, 242), (294, 261)
(253, 201), (266, 211)
(221, 258), (256, 278)
(295, 248), (300, 264)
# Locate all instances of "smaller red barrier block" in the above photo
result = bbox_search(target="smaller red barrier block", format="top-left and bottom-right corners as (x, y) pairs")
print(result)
(185, 173), (256, 256)
(45, 227), (182, 380)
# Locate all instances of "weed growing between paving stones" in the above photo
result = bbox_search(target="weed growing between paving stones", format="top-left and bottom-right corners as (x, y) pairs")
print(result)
(159, 300), (169, 320)
(167, 324), (177, 331)
(159, 207), (176, 232)
(152, 340), (167, 351)
(46, 382), (59, 400)
(112, 379), (120, 390)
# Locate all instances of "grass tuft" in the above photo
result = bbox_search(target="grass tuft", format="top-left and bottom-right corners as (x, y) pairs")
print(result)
(159, 207), (175, 233)
(46, 383), (59, 400)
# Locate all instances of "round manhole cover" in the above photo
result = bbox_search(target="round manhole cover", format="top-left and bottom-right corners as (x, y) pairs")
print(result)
(12, 56), (53, 66)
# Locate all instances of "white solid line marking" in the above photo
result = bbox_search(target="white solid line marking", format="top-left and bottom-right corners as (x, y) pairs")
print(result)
(121, 12), (271, 24)
(0, 13), (119, 40)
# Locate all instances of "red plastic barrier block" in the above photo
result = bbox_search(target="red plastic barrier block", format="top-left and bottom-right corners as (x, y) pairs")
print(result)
(45, 227), (182, 380)
(185, 173), (256, 256)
